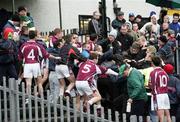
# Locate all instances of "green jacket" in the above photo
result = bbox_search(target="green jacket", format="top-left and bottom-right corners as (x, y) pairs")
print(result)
(127, 68), (148, 101)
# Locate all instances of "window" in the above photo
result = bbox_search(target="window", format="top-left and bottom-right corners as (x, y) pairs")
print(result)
(78, 15), (92, 35)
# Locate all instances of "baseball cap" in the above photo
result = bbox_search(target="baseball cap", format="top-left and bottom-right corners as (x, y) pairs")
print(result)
(163, 64), (174, 74)
(117, 11), (124, 16)
(129, 12), (135, 17)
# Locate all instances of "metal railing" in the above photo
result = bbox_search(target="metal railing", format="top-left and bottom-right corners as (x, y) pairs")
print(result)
(0, 78), (176, 122)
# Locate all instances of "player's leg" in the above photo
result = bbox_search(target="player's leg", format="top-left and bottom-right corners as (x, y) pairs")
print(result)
(33, 63), (43, 96)
(55, 64), (66, 96)
(25, 78), (32, 95)
(87, 88), (102, 106)
(66, 74), (75, 95)
(59, 78), (65, 96)
(60, 65), (75, 96)
(165, 109), (172, 122)
(41, 67), (49, 85)
(75, 81), (86, 110)
(23, 64), (33, 95)
(157, 109), (164, 122)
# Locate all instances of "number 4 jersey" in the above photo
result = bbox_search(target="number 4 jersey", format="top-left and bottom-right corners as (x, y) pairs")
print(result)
(76, 60), (107, 83)
(149, 67), (169, 95)
(19, 40), (49, 64)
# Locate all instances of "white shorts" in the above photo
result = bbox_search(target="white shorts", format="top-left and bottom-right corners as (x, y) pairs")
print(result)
(24, 63), (41, 78)
(151, 93), (170, 111)
(75, 81), (96, 96)
(55, 64), (70, 79)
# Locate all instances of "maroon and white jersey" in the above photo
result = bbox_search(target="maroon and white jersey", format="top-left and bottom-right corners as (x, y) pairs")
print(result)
(149, 67), (169, 95)
(19, 40), (49, 64)
(76, 60), (107, 83)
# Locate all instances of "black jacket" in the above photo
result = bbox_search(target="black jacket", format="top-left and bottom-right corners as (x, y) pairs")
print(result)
(116, 32), (133, 52)
(58, 43), (86, 67)
(96, 38), (121, 54)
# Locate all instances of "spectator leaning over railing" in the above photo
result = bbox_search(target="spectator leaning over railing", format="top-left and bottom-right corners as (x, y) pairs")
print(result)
(119, 63), (148, 122)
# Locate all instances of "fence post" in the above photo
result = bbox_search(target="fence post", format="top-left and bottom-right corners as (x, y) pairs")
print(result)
(34, 86), (38, 122)
(108, 109), (112, 122)
(22, 82), (26, 122)
(40, 93), (45, 122)
(172, 116), (176, 122)
(122, 113), (126, 122)
(3, 77), (8, 122)
(9, 78), (16, 122)
(79, 100), (84, 122)
(87, 103), (91, 122)
(53, 96), (57, 122)
(93, 105), (98, 122)
(139, 116), (143, 122)
(115, 111), (119, 122)
(66, 97), (70, 122)
(130, 115), (137, 122)
(146, 116), (150, 122)
(15, 80), (20, 122)
(60, 96), (64, 122)
(73, 98), (77, 122)
(101, 107), (105, 122)
(47, 91), (51, 122)
(28, 84), (32, 122)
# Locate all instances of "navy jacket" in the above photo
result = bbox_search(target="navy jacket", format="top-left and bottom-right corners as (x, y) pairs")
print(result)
(0, 39), (15, 64)
(168, 74), (180, 104)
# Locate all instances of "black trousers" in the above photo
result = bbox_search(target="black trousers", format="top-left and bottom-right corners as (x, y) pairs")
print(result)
(0, 63), (18, 86)
(127, 99), (146, 122)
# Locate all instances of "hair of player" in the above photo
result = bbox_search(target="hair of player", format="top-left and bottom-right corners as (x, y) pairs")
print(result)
(53, 28), (62, 35)
(151, 56), (162, 67)
(63, 34), (72, 44)
(89, 52), (99, 60)
(29, 30), (37, 39)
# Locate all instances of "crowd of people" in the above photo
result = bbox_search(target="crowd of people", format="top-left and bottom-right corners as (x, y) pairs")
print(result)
(0, 5), (180, 122)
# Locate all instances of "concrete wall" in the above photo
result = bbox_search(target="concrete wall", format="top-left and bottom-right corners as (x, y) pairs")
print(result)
(0, 0), (161, 32)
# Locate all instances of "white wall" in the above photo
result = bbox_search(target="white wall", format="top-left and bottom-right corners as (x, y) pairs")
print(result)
(60, 0), (161, 30)
(0, 0), (161, 32)
(0, 0), (60, 32)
